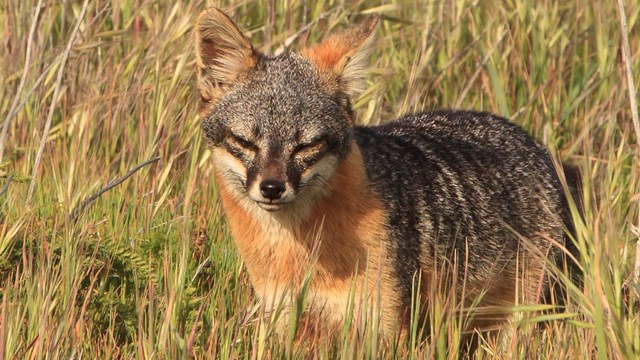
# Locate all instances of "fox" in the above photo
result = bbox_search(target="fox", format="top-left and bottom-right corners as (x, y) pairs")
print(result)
(194, 8), (581, 341)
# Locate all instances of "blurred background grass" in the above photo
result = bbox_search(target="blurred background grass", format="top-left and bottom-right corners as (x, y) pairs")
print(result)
(0, 0), (638, 358)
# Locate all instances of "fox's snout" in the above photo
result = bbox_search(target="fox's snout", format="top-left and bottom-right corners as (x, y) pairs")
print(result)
(252, 181), (289, 211)
(259, 179), (286, 200)
(247, 173), (296, 212)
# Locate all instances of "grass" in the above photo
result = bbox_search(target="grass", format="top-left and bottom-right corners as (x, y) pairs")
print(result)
(1, 0), (639, 358)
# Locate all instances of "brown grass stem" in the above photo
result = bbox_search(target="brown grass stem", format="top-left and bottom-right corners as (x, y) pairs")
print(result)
(0, 0), (43, 164)
(69, 156), (160, 222)
(616, 0), (640, 298)
(26, 0), (89, 203)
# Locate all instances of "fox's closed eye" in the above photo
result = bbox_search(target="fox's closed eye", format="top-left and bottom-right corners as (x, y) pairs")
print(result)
(227, 133), (258, 152)
(293, 138), (326, 158)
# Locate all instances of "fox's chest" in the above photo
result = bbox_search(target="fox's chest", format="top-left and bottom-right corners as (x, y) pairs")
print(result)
(240, 232), (378, 327)
(229, 215), (357, 302)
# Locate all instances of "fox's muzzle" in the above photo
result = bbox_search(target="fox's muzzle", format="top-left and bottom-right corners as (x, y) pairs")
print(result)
(259, 179), (286, 200)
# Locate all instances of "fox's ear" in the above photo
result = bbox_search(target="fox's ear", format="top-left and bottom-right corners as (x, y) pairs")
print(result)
(195, 8), (257, 103)
(301, 15), (379, 97)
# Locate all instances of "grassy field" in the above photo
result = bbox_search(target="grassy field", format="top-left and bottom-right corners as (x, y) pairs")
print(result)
(1, 0), (639, 358)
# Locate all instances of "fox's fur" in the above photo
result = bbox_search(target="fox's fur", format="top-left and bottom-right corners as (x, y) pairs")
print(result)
(195, 8), (580, 339)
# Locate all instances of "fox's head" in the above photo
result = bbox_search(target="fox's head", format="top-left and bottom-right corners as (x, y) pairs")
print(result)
(195, 8), (378, 213)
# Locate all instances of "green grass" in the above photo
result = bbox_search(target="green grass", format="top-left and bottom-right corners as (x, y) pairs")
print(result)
(1, 0), (639, 358)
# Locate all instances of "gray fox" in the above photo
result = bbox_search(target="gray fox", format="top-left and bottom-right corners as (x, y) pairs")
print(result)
(194, 8), (580, 339)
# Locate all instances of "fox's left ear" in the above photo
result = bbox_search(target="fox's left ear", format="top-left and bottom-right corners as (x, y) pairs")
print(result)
(301, 15), (380, 97)
(195, 8), (257, 104)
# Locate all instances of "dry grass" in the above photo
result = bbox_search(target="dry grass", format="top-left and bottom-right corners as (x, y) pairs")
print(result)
(0, 0), (639, 358)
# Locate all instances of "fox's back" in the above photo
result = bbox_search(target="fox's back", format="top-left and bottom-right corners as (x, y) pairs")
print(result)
(356, 110), (569, 305)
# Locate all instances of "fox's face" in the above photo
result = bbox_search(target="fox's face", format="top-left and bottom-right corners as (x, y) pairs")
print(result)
(202, 55), (354, 211)
(195, 9), (378, 212)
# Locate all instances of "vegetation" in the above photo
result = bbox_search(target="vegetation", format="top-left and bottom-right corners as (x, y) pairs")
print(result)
(0, 0), (638, 358)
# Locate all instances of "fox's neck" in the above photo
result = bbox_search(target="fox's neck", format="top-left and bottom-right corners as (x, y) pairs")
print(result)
(216, 142), (387, 296)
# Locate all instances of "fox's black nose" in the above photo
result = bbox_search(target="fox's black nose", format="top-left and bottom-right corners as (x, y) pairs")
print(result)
(260, 179), (285, 200)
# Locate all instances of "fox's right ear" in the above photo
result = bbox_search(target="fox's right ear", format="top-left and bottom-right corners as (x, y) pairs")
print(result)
(301, 15), (379, 98)
(195, 8), (257, 104)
